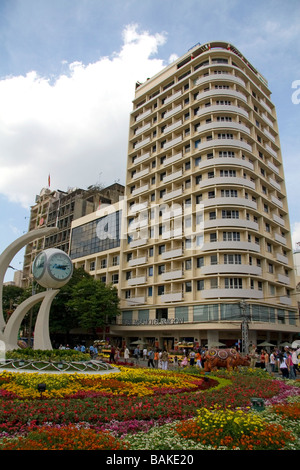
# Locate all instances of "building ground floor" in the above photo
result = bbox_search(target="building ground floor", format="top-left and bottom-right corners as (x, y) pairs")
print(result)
(109, 321), (300, 353)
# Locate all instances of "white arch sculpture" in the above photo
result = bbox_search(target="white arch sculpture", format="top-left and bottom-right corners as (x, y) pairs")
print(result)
(0, 227), (59, 350)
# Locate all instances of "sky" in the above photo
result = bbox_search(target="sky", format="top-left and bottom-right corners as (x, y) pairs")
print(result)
(0, 0), (300, 281)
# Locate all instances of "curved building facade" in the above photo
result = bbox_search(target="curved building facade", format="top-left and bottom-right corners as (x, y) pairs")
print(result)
(112, 41), (299, 350)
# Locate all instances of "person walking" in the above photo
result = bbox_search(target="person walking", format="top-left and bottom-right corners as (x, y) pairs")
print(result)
(147, 348), (155, 368)
(260, 350), (266, 370)
(287, 351), (296, 379)
(196, 351), (202, 368)
(270, 350), (276, 374)
(161, 350), (169, 370)
(249, 346), (258, 368)
(189, 350), (196, 366)
(154, 349), (159, 368)
(134, 346), (140, 363)
(279, 353), (289, 379)
(124, 346), (130, 364)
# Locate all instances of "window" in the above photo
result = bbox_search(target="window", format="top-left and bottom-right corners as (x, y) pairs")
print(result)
(219, 151), (235, 158)
(158, 244), (165, 254)
(197, 280), (204, 290)
(185, 281), (192, 292)
(223, 231), (240, 241)
(225, 278), (243, 289)
(157, 285), (165, 295)
(222, 210), (239, 219)
(90, 261), (95, 271)
(268, 263), (274, 273)
(221, 189), (238, 197)
(112, 274), (119, 284)
(158, 264), (165, 274)
(210, 232), (217, 242)
(224, 254), (241, 264)
(210, 278), (218, 289)
(220, 169), (236, 177)
(197, 257), (204, 268)
(210, 254), (218, 265)
(112, 255), (119, 266)
(185, 259), (192, 270)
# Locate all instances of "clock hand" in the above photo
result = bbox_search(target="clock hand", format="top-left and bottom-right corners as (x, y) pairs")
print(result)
(52, 264), (69, 270)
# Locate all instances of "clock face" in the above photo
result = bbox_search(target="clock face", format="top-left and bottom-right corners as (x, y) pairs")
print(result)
(47, 252), (73, 281)
(32, 251), (46, 280)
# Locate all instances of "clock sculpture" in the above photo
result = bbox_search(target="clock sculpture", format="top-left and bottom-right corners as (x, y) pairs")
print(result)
(0, 227), (74, 351)
(32, 248), (73, 288)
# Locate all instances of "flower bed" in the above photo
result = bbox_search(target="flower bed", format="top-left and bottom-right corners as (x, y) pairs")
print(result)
(0, 366), (299, 450)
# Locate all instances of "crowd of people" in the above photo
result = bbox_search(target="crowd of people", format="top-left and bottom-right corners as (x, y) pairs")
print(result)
(249, 345), (300, 379)
(57, 341), (300, 379)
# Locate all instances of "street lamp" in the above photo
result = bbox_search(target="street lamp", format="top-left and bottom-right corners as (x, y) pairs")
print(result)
(37, 383), (46, 399)
(239, 300), (249, 355)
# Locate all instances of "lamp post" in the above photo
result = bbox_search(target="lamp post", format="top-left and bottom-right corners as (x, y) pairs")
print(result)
(240, 300), (250, 355)
(37, 383), (46, 399)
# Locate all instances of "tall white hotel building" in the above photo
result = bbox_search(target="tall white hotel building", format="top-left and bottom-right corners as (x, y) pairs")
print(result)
(71, 41), (299, 350)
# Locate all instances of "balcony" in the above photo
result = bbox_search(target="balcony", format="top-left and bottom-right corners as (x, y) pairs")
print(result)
(279, 296), (292, 306)
(161, 269), (183, 281)
(135, 108), (151, 122)
(271, 195), (283, 209)
(200, 264), (262, 276)
(273, 214), (285, 227)
(134, 137), (150, 150)
(128, 256), (147, 267)
(135, 152), (150, 165)
(269, 177), (281, 191)
(194, 138), (252, 153)
(274, 233), (286, 245)
(196, 156), (254, 171)
(164, 152), (182, 166)
(163, 169), (183, 183)
(195, 88), (248, 103)
(164, 104), (182, 119)
(163, 187), (183, 202)
(277, 274), (290, 285)
(196, 104), (249, 119)
(128, 276), (147, 286)
(131, 184), (149, 196)
(203, 197), (257, 210)
(132, 168), (149, 180)
(161, 248), (183, 259)
(202, 288), (263, 299)
(163, 135), (182, 150)
(201, 241), (260, 252)
(135, 122), (151, 136)
(276, 253), (289, 264)
(161, 292), (182, 302)
(127, 296), (145, 305)
(200, 176), (255, 190)
(204, 218), (258, 231)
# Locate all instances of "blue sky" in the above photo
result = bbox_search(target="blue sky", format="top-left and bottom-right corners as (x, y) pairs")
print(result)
(0, 0), (300, 281)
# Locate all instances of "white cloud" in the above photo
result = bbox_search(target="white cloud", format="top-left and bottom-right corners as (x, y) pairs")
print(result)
(0, 24), (168, 207)
(291, 222), (300, 250)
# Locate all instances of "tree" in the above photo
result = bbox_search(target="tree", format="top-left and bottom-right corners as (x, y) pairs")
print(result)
(49, 267), (92, 341)
(66, 276), (120, 335)
(2, 285), (24, 321)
